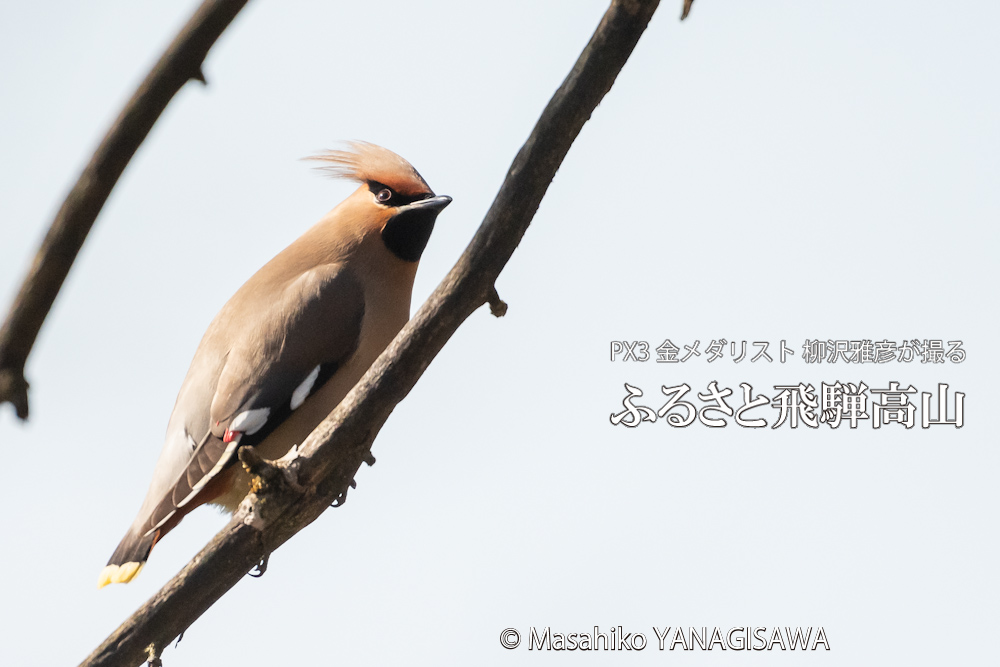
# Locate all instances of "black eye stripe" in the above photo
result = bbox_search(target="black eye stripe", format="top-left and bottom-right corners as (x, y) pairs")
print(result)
(367, 181), (431, 206)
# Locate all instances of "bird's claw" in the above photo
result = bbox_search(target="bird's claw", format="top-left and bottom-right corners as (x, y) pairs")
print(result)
(249, 553), (270, 578)
(331, 478), (357, 507)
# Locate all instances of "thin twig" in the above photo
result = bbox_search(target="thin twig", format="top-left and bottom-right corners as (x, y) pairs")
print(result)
(79, 1), (663, 665)
(486, 286), (508, 317)
(0, 0), (250, 420)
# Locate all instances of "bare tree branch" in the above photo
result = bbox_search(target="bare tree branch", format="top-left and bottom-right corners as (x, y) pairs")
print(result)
(0, 0), (250, 421)
(80, 1), (664, 664)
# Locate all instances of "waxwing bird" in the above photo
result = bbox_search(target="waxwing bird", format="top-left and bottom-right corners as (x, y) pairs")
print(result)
(98, 142), (451, 588)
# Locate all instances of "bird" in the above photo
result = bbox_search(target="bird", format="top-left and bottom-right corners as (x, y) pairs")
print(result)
(98, 142), (451, 588)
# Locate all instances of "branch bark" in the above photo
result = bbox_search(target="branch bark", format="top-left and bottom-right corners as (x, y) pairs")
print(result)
(80, 1), (662, 664)
(0, 0), (250, 420)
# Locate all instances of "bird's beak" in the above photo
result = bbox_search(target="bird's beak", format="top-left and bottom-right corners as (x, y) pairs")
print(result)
(403, 195), (452, 213)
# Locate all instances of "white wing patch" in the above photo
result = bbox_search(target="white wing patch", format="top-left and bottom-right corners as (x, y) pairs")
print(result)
(229, 407), (270, 435)
(291, 365), (321, 410)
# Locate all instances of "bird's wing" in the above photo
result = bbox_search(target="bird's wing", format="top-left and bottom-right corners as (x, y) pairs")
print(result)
(136, 264), (365, 537)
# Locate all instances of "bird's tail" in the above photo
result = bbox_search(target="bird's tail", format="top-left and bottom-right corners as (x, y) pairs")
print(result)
(97, 528), (158, 588)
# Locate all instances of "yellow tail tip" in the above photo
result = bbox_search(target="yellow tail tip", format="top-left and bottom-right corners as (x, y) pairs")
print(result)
(97, 561), (145, 589)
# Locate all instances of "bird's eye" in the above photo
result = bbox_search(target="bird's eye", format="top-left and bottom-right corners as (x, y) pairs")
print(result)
(377, 188), (392, 202)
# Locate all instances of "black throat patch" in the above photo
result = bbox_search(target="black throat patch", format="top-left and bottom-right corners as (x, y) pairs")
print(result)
(382, 207), (437, 262)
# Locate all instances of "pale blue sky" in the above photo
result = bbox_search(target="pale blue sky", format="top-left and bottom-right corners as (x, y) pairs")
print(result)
(1, 1), (997, 664)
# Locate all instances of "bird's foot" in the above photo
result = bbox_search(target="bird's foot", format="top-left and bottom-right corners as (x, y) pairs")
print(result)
(239, 445), (306, 494)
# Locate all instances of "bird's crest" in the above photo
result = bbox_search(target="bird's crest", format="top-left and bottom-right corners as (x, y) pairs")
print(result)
(308, 141), (432, 197)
